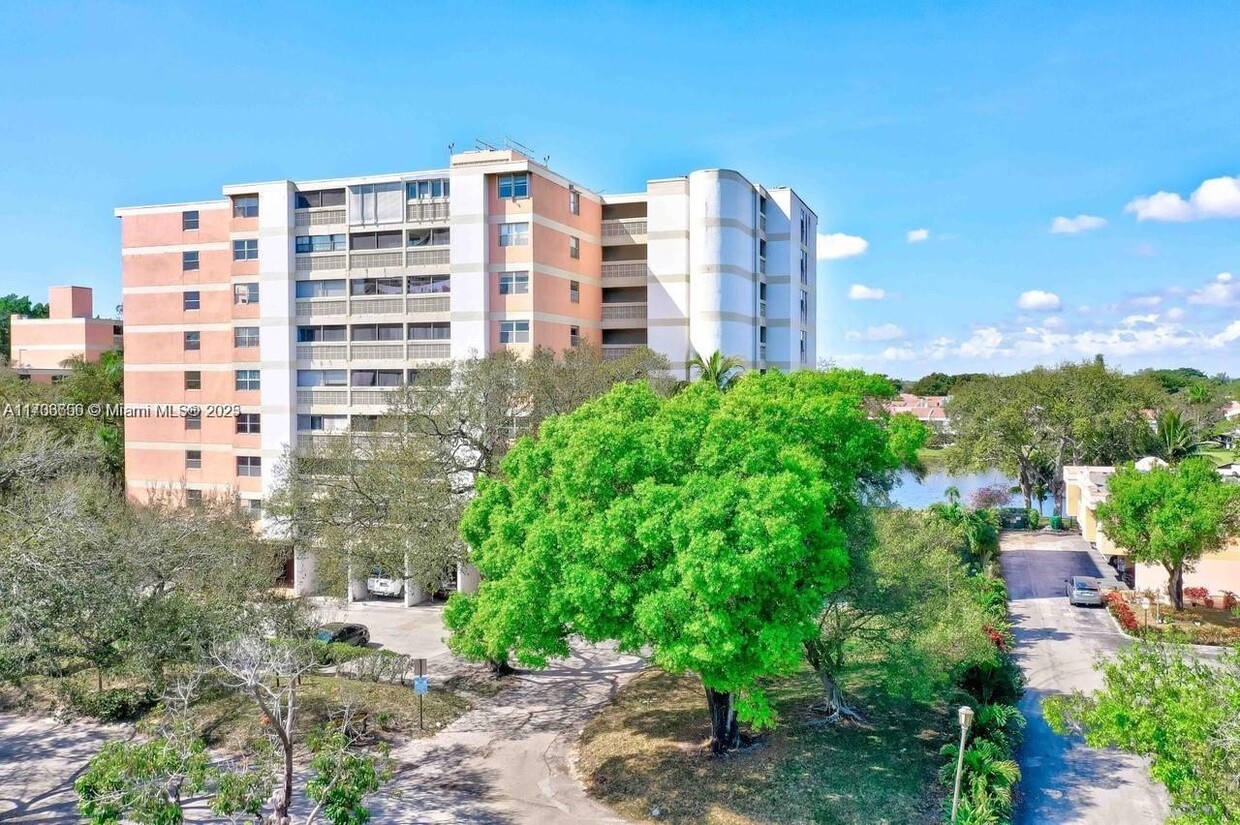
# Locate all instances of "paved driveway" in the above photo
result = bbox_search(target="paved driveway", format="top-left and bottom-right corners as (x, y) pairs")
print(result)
(1001, 531), (1170, 824)
(0, 715), (122, 822)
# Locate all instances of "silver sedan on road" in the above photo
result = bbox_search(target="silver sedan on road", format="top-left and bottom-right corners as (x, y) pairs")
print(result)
(1065, 576), (1104, 606)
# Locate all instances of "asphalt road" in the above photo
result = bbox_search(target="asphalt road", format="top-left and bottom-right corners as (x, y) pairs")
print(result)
(1001, 531), (1170, 824)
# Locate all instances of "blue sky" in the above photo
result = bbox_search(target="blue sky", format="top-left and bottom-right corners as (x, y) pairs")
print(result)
(1, 1), (1237, 378)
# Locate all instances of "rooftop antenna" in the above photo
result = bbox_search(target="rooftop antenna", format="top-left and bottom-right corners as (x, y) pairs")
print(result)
(448, 142), (455, 154)
(475, 139), (496, 151)
(504, 136), (537, 158)
(542, 155), (551, 166)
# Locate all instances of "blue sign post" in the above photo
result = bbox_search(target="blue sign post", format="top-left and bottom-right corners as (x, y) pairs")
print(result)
(412, 659), (429, 730)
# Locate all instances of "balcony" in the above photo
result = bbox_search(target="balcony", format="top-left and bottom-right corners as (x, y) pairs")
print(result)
(407, 342), (451, 360)
(294, 208), (347, 228)
(350, 296), (405, 315)
(601, 303), (647, 322)
(296, 343), (348, 361)
(350, 251), (403, 270)
(759, 343), (767, 362)
(601, 261), (647, 281)
(407, 248), (451, 267)
(295, 298), (348, 317)
(407, 201), (450, 223)
(602, 344), (642, 360)
(350, 342), (405, 360)
(296, 388), (347, 405)
(759, 299), (767, 318)
(296, 254), (346, 272)
(759, 212), (767, 233)
(601, 218), (647, 245)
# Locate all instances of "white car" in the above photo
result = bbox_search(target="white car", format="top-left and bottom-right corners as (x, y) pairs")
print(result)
(366, 569), (404, 598)
(1065, 576), (1103, 607)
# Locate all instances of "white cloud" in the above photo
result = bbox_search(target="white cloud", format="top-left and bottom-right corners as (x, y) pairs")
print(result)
(1050, 214), (1108, 234)
(848, 283), (887, 301)
(906, 228), (930, 243)
(818, 232), (869, 260)
(1125, 175), (1240, 222)
(1130, 295), (1162, 308)
(845, 323), (906, 342)
(1016, 290), (1062, 311)
(1132, 243), (1158, 257)
(881, 345), (918, 362)
(1043, 315), (1066, 329)
(1187, 272), (1238, 306)
(1166, 307), (1186, 321)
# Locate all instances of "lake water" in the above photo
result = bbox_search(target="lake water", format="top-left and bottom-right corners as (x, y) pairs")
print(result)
(887, 468), (1018, 510)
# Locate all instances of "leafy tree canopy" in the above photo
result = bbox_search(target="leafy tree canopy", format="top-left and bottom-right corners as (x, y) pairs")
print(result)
(905, 372), (986, 396)
(0, 294), (50, 361)
(446, 369), (925, 747)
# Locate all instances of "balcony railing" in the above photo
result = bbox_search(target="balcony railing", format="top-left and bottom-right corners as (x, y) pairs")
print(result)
(294, 208), (347, 227)
(296, 343), (348, 361)
(601, 303), (647, 321)
(296, 388), (347, 405)
(601, 218), (647, 243)
(407, 248), (451, 267)
(407, 342), (451, 360)
(760, 343), (767, 361)
(601, 344), (642, 360)
(601, 261), (647, 279)
(296, 254), (346, 272)
(350, 296), (405, 315)
(350, 342), (405, 360)
(295, 298), (348, 317)
(350, 387), (401, 407)
(759, 299), (767, 318)
(759, 212), (767, 232)
(407, 295), (451, 313)
(350, 251), (403, 270)
(406, 201), (450, 223)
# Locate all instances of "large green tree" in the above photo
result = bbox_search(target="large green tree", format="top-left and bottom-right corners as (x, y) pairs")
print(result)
(445, 369), (923, 752)
(1045, 644), (1240, 824)
(1095, 457), (1240, 609)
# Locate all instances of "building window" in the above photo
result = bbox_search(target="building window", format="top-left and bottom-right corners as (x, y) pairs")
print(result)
(233, 239), (258, 261)
(800, 250), (809, 284)
(569, 189), (580, 215)
(183, 291), (200, 311)
(351, 277), (403, 296)
(235, 370), (261, 391)
(182, 251), (199, 271)
(182, 210), (200, 231)
(237, 456), (262, 477)
(498, 272), (529, 295)
(800, 209), (809, 245)
(186, 489), (203, 506)
(406, 179), (450, 200)
(234, 326), (260, 347)
(234, 283), (259, 304)
(569, 236), (580, 259)
(236, 413), (261, 434)
(295, 279), (346, 298)
(186, 450), (202, 470)
(295, 234), (346, 253)
(297, 414), (348, 432)
(294, 189), (345, 209)
(350, 231), (402, 250)
(408, 227), (450, 247)
(570, 280), (580, 303)
(570, 325), (581, 347)
(352, 323), (404, 342)
(800, 290), (809, 324)
(297, 325), (346, 343)
(408, 322), (450, 341)
(183, 331), (201, 351)
(185, 411), (201, 430)
(497, 173), (530, 199)
(351, 369), (402, 387)
(185, 370), (201, 390)
(297, 369), (346, 387)
(241, 498), (262, 518)
(499, 320), (530, 344)
(233, 195), (259, 218)
(407, 274), (450, 294)
(498, 223), (530, 247)
(799, 330), (808, 364)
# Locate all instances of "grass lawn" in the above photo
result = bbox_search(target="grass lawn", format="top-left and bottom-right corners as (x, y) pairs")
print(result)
(917, 447), (948, 469)
(577, 667), (951, 825)
(1200, 448), (1236, 467)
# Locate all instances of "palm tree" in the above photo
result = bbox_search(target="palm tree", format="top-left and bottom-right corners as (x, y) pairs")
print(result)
(1155, 409), (1209, 464)
(688, 350), (743, 391)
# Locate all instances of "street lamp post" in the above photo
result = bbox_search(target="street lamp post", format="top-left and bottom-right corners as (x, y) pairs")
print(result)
(951, 704), (975, 823)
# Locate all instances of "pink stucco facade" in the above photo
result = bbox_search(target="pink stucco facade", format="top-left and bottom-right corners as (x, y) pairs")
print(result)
(10, 286), (120, 373)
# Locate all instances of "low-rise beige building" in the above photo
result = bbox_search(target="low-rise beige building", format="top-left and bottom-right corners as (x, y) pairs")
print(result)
(9, 286), (122, 381)
(1065, 461), (1240, 598)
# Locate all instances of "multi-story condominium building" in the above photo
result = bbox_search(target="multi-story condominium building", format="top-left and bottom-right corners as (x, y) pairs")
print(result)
(9, 286), (122, 381)
(116, 147), (817, 584)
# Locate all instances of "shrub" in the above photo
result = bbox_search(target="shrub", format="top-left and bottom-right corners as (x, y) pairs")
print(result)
(1104, 591), (1140, 633)
(1025, 509), (1041, 531)
(968, 485), (1012, 511)
(1223, 591), (1238, 610)
(57, 684), (156, 722)
(957, 654), (1024, 706)
(1183, 586), (1209, 607)
(313, 641), (372, 667)
(338, 649), (412, 684)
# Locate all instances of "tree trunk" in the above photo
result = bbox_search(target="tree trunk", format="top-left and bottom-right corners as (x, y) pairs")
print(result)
(487, 657), (515, 677)
(96, 667), (103, 692)
(704, 687), (739, 754)
(1167, 564), (1185, 611)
